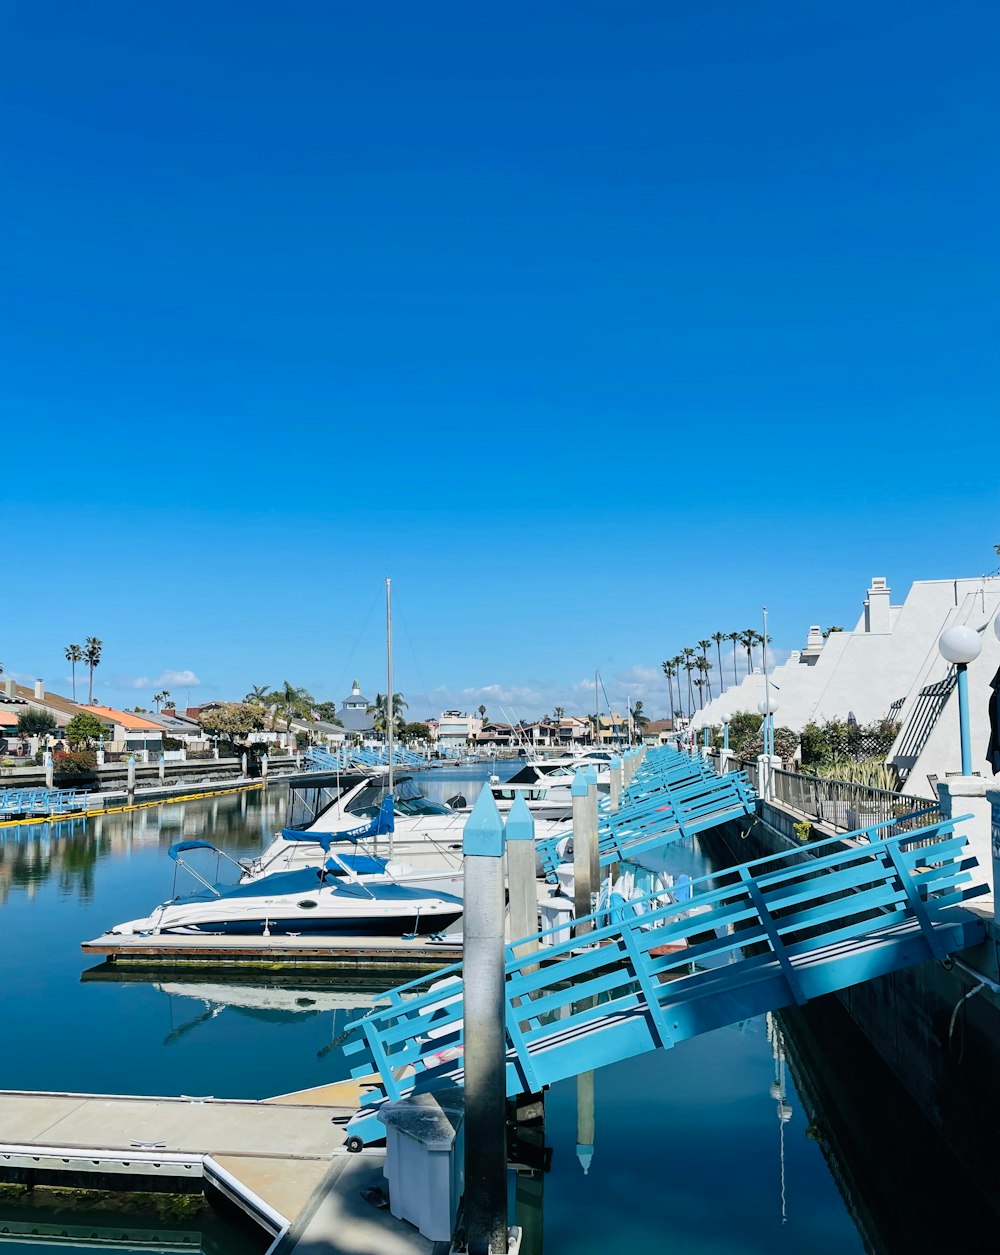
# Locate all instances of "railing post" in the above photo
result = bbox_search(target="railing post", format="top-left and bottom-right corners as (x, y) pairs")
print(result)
(127, 755), (136, 805)
(461, 787), (509, 1255)
(609, 754), (622, 813)
(572, 769), (596, 938)
(506, 794), (539, 969)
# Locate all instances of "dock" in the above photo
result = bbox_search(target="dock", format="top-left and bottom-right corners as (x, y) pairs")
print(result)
(0, 1078), (439, 1253)
(81, 930), (463, 974)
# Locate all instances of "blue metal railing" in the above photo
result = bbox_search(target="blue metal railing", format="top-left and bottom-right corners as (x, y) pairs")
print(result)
(342, 808), (986, 1144)
(0, 787), (84, 817)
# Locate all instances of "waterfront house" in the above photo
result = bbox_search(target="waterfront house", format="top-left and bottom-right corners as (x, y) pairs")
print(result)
(81, 705), (164, 758)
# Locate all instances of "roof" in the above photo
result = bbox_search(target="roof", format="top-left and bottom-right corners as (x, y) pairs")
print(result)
(143, 711), (203, 732)
(81, 705), (163, 732)
(0, 709), (20, 727)
(4, 683), (80, 719)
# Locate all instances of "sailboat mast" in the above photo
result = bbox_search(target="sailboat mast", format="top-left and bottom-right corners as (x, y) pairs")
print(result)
(594, 669), (599, 748)
(386, 574), (393, 793)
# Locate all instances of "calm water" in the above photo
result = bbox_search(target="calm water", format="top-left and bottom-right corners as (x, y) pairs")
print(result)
(0, 766), (991, 1252)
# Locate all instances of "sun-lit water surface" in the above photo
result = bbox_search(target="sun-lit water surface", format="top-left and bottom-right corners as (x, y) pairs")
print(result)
(1, 762), (984, 1253)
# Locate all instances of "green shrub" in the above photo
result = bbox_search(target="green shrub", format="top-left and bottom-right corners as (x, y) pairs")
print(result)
(53, 750), (98, 775)
(727, 711), (763, 755)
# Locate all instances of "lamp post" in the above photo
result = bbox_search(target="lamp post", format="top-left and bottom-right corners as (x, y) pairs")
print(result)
(938, 625), (983, 776)
(758, 696), (780, 759)
(722, 718), (730, 752)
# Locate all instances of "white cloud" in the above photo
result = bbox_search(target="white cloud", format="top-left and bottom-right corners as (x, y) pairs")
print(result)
(109, 669), (202, 691)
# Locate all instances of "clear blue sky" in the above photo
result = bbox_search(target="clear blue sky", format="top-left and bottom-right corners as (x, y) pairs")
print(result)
(4, 2), (998, 720)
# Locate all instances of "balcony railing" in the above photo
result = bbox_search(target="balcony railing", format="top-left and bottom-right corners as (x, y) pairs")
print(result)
(771, 768), (942, 839)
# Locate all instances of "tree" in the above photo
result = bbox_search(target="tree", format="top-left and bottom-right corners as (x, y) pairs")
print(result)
(270, 681), (315, 732)
(727, 632), (741, 686)
(695, 654), (713, 701)
(400, 721), (431, 742)
(711, 632), (726, 693)
(311, 701), (342, 725)
(477, 704), (487, 722)
(65, 644), (84, 702)
(153, 690), (170, 713)
(17, 709), (57, 737)
(65, 711), (109, 748)
(661, 661), (677, 723)
(693, 676), (705, 709)
(739, 630), (756, 677)
(682, 648), (696, 717)
(197, 703), (266, 741)
(552, 706), (565, 721)
(367, 692), (409, 735)
(632, 700), (649, 732)
(84, 636), (103, 703)
(244, 685), (272, 705)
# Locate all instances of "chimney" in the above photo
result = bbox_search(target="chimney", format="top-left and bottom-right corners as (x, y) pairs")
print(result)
(34, 679), (44, 700)
(863, 577), (891, 634)
(2, 679), (14, 699)
(805, 625), (824, 651)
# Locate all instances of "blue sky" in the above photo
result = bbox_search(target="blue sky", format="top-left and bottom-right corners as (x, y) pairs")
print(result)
(3, 2), (998, 720)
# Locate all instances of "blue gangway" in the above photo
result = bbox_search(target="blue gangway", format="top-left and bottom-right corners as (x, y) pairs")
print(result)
(342, 810), (986, 1144)
(537, 747), (756, 879)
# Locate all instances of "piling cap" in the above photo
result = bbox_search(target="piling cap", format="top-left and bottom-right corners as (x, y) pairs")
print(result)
(582, 764), (598, 786)
(463, 785), (505, 857)
(610, 755), (622, 769)
(571, 768), (589, 797)
(504, 792), (536, 842)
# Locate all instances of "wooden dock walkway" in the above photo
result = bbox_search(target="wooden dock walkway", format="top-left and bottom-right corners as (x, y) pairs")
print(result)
(81, 931), (463, 974)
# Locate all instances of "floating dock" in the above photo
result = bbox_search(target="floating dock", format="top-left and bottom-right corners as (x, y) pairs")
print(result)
(0, 1078), (438, 1253)
(81, 930), (463, 974)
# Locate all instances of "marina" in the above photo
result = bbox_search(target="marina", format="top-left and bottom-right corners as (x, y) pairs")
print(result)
(2, 752), (998, 1252)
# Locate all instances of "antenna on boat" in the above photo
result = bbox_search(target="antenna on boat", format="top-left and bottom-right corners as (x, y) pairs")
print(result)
(386, 577), (394, 860)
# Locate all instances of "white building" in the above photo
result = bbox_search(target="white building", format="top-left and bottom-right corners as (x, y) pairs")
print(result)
(692, 573), (1000, 799)
(436, 710), (483, 750)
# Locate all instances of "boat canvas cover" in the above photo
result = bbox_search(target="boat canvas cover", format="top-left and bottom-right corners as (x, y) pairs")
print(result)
(280, 796), (394, 849)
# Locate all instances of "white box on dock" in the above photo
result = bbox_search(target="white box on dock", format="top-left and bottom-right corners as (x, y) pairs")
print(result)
(538, 894), (574, 946)
(378, 1086), (464, 1242)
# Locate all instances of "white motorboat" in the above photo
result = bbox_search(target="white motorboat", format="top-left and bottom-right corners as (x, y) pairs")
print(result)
(108, 833), (464, 937)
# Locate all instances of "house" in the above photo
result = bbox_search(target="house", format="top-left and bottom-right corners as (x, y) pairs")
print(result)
(333, 680), (377, 739)
(639, 719), (674, 746)
(143, 710), (209, 750)
(437, 711), (483, 750)
(475, 721), (517, 747)
(81, 705), (164, 755)
(554, 716), (591, 747)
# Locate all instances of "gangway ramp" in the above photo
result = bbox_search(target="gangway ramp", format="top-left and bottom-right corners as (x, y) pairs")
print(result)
(537, 746), (755, 878)
(342, 812), (986, 1144)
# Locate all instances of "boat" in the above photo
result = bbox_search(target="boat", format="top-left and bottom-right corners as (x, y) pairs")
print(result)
(107, 826), (464, 938)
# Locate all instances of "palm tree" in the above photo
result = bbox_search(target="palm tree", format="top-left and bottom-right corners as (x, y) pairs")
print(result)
(84, 637), (103, 703)
(65, 644), (83, 702)
(245, 685), (272, 705)
(272, 681), (315, 733)
(367, 692), (408, 735)
(477, 704), (487, 723)
(682, 647), (697, 717)
(552, 705), (565, 721)
(632, 700), (649, 734)
(726, 632), (741, 686)
(661, 661), (677, 726)
(693, 676), (705, 709)
(153, 691), (166, 712)
(711, 632), (726, 692)
(696, 655), (713, 700)
(739, 630), (757, 678)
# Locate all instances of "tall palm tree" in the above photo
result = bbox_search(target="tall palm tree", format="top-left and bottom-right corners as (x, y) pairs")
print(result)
(245, 685), (272, 705)
(552, 705), (565, 721)
(153, 691), (166, 713)
(682, 647), (697, 717)
(84, 637), (103, 703)
(738, 630), (757, 678)
(632, 699), (649, 732)
(711, 632), (726, 692)
(727, 632), (741, 686)
(478, 704), (487, 722)
(696, 654), (714, 700)
(65, 644), (83, 702)
(661, 661), (677, 726)
(693, 677), (705, 709)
